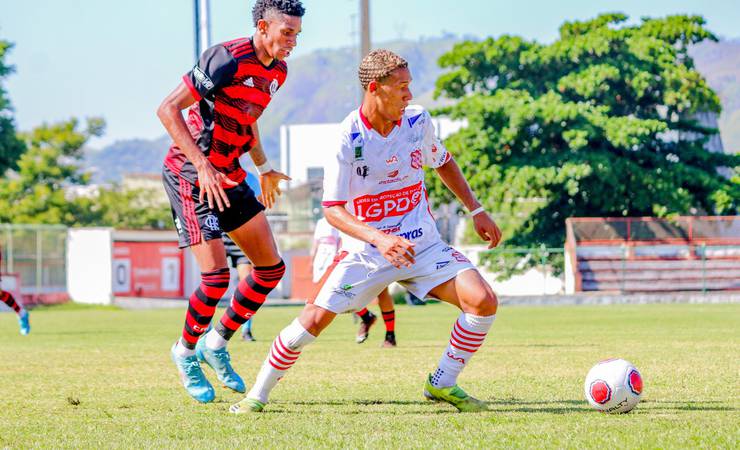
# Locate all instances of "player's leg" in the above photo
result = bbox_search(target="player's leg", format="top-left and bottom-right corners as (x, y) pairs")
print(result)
(423, 269), (497, 412)
(230, 303), (336, 413)
(378, 288), (396, 347)
(1, 290), (29, 335)
(173, 238), (231, 402)
(237, 262), (256, 341)
(162, 169), (231, 402)
(208, 212), (284, 347)
(231, 251), (391, 413)
(354, 306), (376, 343)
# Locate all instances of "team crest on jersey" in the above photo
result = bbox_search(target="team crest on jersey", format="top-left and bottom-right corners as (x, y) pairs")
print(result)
(410, 149), (423, 169)
(269, 79), (278, 96)
(204, 215), (220, 231)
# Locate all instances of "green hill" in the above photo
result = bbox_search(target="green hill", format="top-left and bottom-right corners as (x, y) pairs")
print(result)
(86, 35), (740, 182)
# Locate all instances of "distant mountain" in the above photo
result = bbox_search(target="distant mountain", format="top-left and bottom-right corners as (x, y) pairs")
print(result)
(691, 39), (740, 153)
(86, 35), (740, 182)
(85, 136), (170, 183)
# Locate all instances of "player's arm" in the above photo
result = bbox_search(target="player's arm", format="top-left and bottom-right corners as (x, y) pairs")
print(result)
(157, 85), (237, 211)
(435, 159), (502, 249)
(158, 44), (241, 211)
(247, 122), (290, 209)
(324, 206), (415, 268)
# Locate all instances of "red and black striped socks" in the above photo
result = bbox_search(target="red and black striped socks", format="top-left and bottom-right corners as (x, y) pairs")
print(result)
(180, 268), (231, 351)
(214, 260), (285, 341)
(381, 309), (395, 333)
(1, 290), (22, 315)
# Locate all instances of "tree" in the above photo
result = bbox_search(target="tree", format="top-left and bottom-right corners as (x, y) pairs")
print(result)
(0, 118), (105, 225)
(429, 14), (739, 257)
(0, 117), (171, 229)
(0, 37), (25, 173)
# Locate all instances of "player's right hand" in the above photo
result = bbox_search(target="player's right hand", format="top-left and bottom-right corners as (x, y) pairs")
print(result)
(376, 234), (416, 269)
(196, 162), (238, 212)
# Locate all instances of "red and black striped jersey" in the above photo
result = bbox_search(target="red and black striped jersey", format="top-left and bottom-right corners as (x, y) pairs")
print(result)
(164, 37), (287, 187)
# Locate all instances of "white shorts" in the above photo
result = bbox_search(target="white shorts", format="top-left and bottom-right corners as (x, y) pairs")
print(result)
(311, 240), (476, 314)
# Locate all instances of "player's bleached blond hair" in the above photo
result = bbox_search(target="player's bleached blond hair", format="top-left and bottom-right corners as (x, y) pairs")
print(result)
(358, 49), (408, 90)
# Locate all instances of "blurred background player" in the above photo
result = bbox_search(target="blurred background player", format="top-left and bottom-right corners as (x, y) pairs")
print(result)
(157, 0), (304, 403)
(311, 216), (397, 347)
(0, 249), (29, 335)
(232, 50), (502, 414)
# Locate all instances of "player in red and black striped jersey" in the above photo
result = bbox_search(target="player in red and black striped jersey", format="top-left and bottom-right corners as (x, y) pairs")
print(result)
(158, 0), (304, 404)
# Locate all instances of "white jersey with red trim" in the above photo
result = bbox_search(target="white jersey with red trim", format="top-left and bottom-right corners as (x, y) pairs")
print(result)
(322, 105), (452, 254)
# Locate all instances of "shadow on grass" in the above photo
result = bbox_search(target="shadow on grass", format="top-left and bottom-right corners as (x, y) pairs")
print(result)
(258, 398), (736, 414)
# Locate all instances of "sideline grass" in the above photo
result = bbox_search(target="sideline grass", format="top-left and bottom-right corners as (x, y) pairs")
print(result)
(1, 303), (738, 448)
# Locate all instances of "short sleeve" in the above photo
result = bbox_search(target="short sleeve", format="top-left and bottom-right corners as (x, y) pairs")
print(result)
(183, 44), (237, 100)
(322, 132), (352, 206)
(420, 111), (452, 169)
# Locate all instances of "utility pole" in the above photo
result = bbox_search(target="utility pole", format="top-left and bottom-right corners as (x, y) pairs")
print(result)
(194, 0), (212, 62)
(359, 0), (371, 103)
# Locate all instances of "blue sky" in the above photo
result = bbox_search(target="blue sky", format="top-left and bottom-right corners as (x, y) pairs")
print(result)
(2, 0), (738, 147)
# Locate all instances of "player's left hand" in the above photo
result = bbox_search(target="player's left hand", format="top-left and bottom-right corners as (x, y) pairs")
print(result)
(473, 212), (502, 249)
(259, 170), (291, 209)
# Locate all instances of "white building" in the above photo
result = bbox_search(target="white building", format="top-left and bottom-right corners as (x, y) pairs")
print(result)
(279, 115), (466, 186)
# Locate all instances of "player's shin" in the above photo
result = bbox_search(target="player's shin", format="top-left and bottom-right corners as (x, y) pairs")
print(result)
(246, 318), (316, 404)
(209, 260), (285, 349)
(431, 312), (495, 388)
(177, 268), (231, 356)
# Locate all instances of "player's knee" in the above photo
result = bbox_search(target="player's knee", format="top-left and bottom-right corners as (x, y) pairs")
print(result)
(463, 287), (498, 316)
(298, 304), (335, 337)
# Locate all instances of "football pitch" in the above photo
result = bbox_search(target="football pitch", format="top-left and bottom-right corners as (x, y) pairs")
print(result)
(1, 302), (738, 448)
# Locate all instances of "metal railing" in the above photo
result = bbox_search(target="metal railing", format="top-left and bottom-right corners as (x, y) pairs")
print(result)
(0, 224), (68, 302)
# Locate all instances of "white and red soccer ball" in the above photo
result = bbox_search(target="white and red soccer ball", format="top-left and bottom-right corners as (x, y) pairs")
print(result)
(584, 359), (643, 413)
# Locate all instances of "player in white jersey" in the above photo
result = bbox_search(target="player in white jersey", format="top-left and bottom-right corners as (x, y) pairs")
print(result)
(232, 49), (502, 414)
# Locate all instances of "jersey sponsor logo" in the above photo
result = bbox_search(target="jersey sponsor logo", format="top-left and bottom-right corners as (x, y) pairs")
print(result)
(354, 146), (364, 161)
(356, 165), (369, 178)
(443, 246), (470, 263)
(354, 181), (423, 222)
(331, 287), (356, 299)
(243, 77), (254, 87)
(386, 155), (399, 165)
(269, 78), (279, 96)
(387, 170), (399, 178)
(192, 66), (214, 90)
(410, 149), (423, 169)
(398, 227), (423, 240)
(204, 215), (220, 231)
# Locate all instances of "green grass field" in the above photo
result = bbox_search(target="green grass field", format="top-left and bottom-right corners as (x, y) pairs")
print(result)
(1, 302), (738, 448)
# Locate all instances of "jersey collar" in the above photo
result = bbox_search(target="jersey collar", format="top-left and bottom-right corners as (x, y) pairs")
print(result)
(358, 104), (402, 133)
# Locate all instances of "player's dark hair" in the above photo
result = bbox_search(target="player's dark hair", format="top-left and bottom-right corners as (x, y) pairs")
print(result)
(252, 0), (306, 26)
(358, 49), (408, 90)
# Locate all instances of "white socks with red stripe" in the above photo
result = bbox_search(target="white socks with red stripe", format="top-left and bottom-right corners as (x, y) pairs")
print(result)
(430, 312), (495, 388)
(247, 318), (316, 403)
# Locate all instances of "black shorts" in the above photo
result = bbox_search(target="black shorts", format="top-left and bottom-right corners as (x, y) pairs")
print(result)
(222, 233), (250, 267)
(162, 167), (265, 248)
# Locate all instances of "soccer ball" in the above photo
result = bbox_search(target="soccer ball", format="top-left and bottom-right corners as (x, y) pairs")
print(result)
(584, 358), (643, 413)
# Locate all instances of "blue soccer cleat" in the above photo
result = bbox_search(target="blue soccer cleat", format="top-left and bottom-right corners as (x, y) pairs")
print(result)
(19, 310), (30, 336)
(170, 343), (215, 403)
(195, 338), (246, 393)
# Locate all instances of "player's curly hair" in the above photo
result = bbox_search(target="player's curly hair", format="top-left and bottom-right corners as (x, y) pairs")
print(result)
(252, 0), (306, 26)
(358, 49), (408, 90)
